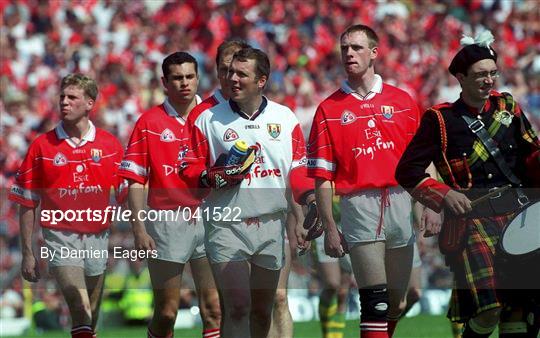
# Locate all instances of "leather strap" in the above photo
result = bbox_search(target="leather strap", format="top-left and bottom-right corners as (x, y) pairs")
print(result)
(462, 114), (521, 185)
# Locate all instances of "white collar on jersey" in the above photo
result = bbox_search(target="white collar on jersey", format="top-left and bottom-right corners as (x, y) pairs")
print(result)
(55, 120), (96, 143)
(341, 74), (383, 100)
(163, 95), (202, 117)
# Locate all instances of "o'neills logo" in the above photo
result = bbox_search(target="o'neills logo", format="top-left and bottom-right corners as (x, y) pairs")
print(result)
(341, 110), (356, 125)
(53, 153), (67, 166)
(223, 128), (239, 142)
(160, 128), (175, 142)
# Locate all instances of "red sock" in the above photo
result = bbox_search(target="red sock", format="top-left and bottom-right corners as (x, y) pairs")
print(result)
(202, 328), (220, 338)
(360, 321), (389, 338)
(387, 319), (398, 337)
(148, 327), (173, 338)
(71, 325), (94, 338)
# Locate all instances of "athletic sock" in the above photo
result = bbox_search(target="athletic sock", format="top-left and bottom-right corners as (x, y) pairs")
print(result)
(359, 321), (389, 338)
(325, 312), (346, 338)
(319, 294), (338, 337)
(71, 325), (94, 338)
(202, 328), (220, 338)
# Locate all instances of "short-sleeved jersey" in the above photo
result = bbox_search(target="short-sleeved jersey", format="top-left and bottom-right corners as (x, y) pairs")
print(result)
(181, 97), (313, 218)
(118, 98), (203, 210)
(9, 122), (125, 234)
(307, 75), (420, 195)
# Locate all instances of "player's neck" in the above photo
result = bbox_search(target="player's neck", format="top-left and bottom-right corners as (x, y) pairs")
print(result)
(62, 118), (90, 143)
(348, 70), (375, 97)
(236, 95), (262, 117)
(169, 97), (197, 119)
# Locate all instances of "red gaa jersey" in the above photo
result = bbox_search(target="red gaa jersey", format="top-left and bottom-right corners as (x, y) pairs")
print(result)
(119, 98), (204, 210)
(307, 75), (420, 195)
(9, 122), (125, 233)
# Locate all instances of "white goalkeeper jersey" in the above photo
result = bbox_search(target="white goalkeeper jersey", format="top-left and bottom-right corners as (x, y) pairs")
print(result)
(182, 97), (312, 219)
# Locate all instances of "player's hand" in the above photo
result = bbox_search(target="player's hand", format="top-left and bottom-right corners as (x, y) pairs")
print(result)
(21, 253), (40, 282)
(296, 221), (311, 256)
(443, 190), (472, 215)
(133, 229), (156, 254)
(200, 164), (247, 189)
(422, 207), (443, 237)
(324, 226), (348, 258)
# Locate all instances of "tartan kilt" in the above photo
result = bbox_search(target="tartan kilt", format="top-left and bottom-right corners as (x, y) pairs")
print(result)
(447, 214), (514, 322)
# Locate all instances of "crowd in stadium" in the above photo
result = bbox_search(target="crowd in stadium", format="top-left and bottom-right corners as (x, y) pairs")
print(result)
(1, 0), (539, 327)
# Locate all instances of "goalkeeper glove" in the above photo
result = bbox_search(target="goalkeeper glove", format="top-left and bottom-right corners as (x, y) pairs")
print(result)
(200, 146), (257, 189)
(303, 201), (324, 241)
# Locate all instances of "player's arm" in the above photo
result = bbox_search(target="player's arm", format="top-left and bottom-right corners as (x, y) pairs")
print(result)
(20, 206), (40, 282)
(316, 179), (346, 257)
(128, 181), (155, 251)
(288, 196), (308, 252)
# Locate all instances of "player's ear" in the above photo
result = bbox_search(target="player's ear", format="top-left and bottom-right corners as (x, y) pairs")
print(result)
(86, 98), (95, 111)
(257, 75), (267, 89)
(455, 73), (466, 83)
(370, 46), (378, 59)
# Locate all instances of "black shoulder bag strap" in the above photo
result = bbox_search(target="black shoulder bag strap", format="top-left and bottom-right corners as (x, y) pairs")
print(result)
(461, 115), (521, 185)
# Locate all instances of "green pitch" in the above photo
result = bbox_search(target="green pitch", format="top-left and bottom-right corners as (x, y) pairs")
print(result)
(3, 315), (462, 337)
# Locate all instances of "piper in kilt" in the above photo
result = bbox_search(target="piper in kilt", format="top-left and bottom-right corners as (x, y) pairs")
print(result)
(395, 30), (540, 338)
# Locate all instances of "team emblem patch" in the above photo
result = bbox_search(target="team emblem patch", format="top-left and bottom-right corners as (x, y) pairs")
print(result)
(267, 124), (281, 138)
(160, 128), (175, 142)
(91, 148), (102, 163)
(223, 128), (239, 142)
(53, 152), (67, 166)
(381, 105), (395, 119)
(341, 110), (356, 125)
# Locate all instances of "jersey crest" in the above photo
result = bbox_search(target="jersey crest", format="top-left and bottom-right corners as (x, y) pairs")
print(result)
(267, 124), (281, 138)
(223, 128), (239, 142)
(341, 110), (356, 125)
(91, 148), (102, 163)
(160, 128), (175, 142)
(381, 105), (394, 119)
(53, 152), (67, 166)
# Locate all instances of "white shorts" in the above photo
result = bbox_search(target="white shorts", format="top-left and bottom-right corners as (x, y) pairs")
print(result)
(340, 186), (415, 249)
(42, 228), (108, 276)
(204, 211), (286, 270)
(146, 209), (206, 264)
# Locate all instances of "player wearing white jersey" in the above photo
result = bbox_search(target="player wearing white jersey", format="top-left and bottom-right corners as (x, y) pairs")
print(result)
(181, 47), (313, 338)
